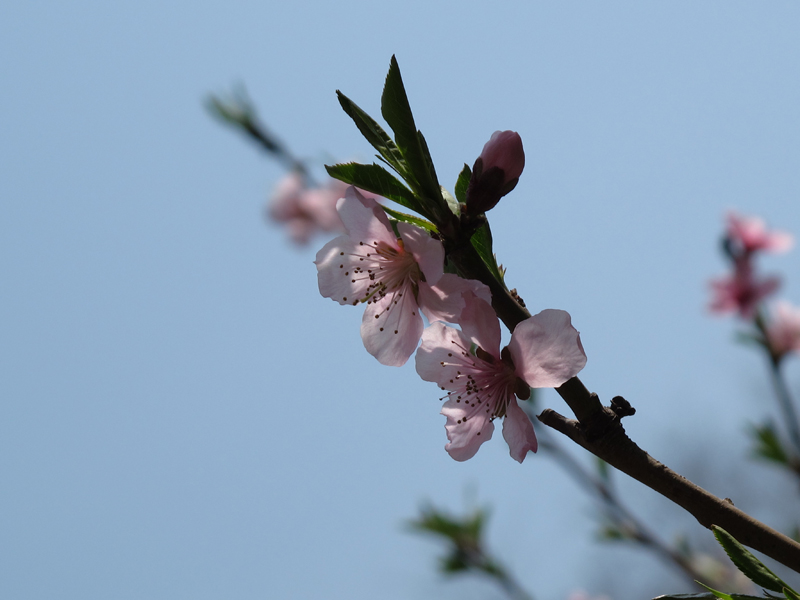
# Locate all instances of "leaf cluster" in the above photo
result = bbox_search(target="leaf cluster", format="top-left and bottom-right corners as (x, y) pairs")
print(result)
(327, 56), (506, 299)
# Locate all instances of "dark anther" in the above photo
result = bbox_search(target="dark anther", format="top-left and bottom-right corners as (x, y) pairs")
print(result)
(610, 396), (636, 418)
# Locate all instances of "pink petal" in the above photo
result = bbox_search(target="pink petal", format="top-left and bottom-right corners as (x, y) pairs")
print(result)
(267, 172), (305, 221)
(315, 237), (373, 305)
(441, 398), (494, 461)
(502, 400), (538, 463)
(415, 322), (472, 386)
(337, 187), (396, 246)
(397, 222), (444, 286)
(508, 309), (587, 388)
(458, 293), (502, 359)
(360, 282), (423, 366)
(766, 231), (794, 253)
(417, 276), (492, 325)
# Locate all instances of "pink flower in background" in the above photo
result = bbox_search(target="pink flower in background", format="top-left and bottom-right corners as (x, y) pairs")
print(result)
(267, 173), (348, 244)
(766, 301), (800, 359)
(709, 262), (780, 319)
(315, 187), (489, 366)
(479, 130), (525, 183)
(416, 294), (586, 462)
(726, 211), (793, 255)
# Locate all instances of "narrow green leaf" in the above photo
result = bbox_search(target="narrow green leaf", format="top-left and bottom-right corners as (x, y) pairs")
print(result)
(441, 187), (459, 216)
(712, 525), (787, 592)
(380, 56), (444, 218)
(697, 582), (733, 600)
(336, 91), (406, 174)
(784, 587), (800, 600)
(455, 164), (471, 203)
(654, 594), (764, 600)
(470, 222), (505, 283)
(325, 162), (420, 212)
(654, 594), (721, 600)
(380, 205), (437, 233)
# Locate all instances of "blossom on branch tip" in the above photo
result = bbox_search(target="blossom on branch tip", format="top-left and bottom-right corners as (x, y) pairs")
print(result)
(766, 301), (800, 360)
(466, 130), (525, 214)
(709, 262), (780, 319)
(415, 294), (586, 463)
(725, 211), (793, 256)
(315, 187), (489, 366)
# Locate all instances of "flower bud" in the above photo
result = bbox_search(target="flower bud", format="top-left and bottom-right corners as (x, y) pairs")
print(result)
(465, 130), (525, 214)
(480, 130), (525, 182)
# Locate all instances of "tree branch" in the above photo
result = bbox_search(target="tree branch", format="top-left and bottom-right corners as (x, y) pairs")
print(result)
(538, 388), (800, 573)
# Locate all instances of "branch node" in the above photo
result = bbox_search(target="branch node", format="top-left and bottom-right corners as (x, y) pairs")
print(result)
(610, 395), (636, 419)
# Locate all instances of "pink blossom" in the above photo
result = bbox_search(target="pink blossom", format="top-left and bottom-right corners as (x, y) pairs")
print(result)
(267, 173), (347, 244)
(709, 261), (780, 319)
(315, 187), (489, 366)
(766, 301), (800, 359)
(479, 130), (525, 183)
(726, 211), (793, 255)
(415, 294), (586, 462)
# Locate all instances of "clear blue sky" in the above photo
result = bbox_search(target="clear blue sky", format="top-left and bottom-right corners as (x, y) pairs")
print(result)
(2, 2), (800, 599)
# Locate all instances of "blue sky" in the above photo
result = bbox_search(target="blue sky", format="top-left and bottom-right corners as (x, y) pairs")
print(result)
(2, 2), (800, 599)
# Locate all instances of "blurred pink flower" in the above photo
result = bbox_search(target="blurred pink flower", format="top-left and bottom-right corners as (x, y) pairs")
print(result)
(267, 173), (348, 245)
(315, 187), (489, 366)
(766, 301), (800, 359)
(709, 261), (780, 319)
(479, 130), (525, 183)
(726, 211), (793, 255)
(416, 294), (586, 462)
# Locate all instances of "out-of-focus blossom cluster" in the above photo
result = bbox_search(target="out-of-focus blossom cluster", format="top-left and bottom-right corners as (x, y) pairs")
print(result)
(267, 173), (350, 245)
(314, 134), (587, 463)
(709, 210), (800, 361)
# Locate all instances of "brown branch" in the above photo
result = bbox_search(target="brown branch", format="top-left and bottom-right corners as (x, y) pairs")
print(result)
(445, 220), (800, 573)
(539, 383), (800, 573)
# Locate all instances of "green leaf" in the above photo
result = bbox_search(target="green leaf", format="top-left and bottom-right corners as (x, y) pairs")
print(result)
(325, 162), (421, 212)
(712, 525), (788, 592)
(441, 187), (459, 216)
(697, 582), (734, 600)
(470, 222), (505, 283)
(749, 422), (790, 466)
(654, 594), (765, 600)
(380, 205), (437, 233)
(784, 587), (800, 600)
(336, 91), (406, 174)
(455, 164), (471, 203)
(380, 56), (444, 218)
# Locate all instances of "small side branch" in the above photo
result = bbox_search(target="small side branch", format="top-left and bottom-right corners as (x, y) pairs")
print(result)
(538, 388), (800, 574)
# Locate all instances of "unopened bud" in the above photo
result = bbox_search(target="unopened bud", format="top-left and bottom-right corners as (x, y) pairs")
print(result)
(480, 130), (525, 182)
(466, 130), (525, 214)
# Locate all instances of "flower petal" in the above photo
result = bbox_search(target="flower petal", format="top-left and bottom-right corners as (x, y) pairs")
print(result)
(502, 400), (538, 463)
(337, 187), (395, 246)
(417, 276), (492, 326)
(416, 322), (473, 386)
(441, 398), (494, 461)
(459, 293), (502, 359)
(361, 282), (423, 366)
(508, 309), (587, 388)
(398, 222), (444, 286)
(315, 237), (373, 305)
